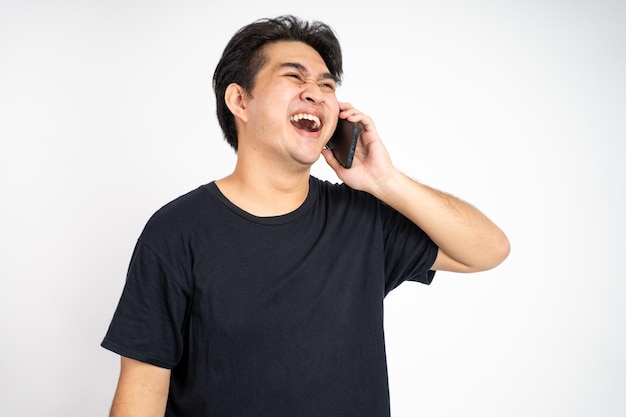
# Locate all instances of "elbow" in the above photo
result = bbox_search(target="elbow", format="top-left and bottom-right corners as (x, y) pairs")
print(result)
(433, 231), (510, 274)
(484, 231), (511, 271)
(466, 231), (511, 273)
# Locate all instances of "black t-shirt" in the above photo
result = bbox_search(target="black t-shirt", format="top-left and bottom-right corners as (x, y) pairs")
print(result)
(102, 177), (438, 417)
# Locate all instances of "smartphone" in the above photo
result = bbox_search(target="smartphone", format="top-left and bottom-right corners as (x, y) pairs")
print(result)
(326, 119), (360, 168)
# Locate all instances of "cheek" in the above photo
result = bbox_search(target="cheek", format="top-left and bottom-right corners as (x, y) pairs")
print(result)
(256, 85), (295, 111)
(326, 95), (340, 113)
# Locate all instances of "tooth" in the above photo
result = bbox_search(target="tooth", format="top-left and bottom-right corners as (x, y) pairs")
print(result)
(291, 113), (321, 129)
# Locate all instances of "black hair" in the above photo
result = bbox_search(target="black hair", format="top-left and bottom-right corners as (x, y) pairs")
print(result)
(212, 15), (343, 151)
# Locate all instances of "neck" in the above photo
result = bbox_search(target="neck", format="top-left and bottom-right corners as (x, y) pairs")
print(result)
(216, 161), (312, 217)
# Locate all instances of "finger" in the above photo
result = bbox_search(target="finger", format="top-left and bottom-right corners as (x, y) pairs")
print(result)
(338, 102), (353, 112)
(345, 112), (375, 132)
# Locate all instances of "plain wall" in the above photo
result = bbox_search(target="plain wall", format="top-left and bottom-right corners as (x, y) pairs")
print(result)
(1, 1), (625, 416)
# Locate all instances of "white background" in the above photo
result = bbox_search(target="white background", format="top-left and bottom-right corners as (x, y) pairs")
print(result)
(1, 1), (625, 416)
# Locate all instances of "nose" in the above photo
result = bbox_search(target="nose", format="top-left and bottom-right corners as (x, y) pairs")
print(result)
(300, 80), (325, 104)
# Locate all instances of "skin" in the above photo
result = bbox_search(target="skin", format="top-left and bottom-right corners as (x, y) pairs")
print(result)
(110, 357), (170, 417)
(109, 40), (510, 416)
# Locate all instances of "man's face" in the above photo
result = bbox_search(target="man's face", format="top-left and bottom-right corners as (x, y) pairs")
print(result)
(240, 40), (340, 168)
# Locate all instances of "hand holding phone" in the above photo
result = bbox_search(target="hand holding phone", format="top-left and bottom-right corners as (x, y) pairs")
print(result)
(326, 118), (360, 169)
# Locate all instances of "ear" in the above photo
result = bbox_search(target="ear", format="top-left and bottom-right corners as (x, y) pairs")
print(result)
(225, 83), (249, 123)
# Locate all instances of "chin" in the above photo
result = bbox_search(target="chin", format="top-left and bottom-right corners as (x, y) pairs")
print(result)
(290, 146), (323, 165)
(290, 154), (321, 170)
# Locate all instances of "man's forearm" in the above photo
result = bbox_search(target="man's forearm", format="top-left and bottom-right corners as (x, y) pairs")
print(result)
(371, 169), (510, 272)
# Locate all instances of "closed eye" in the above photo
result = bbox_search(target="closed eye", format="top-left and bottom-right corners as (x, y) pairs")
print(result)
(319, 82), (336, 91)
(285, 73), (304, 82)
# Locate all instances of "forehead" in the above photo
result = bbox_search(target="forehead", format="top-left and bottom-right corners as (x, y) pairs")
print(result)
(261, 41), (330, 74)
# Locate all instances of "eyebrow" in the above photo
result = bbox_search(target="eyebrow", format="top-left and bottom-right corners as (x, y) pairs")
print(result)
(279, 62), (339, 84)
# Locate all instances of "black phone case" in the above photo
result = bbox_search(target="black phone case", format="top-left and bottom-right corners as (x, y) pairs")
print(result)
(327, 119), (360, 168)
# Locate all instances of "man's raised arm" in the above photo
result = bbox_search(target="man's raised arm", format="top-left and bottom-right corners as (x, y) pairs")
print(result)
(322, 103), (510, 272)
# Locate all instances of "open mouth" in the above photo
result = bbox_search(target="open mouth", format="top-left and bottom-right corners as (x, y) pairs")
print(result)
(290, 113), (322, 133)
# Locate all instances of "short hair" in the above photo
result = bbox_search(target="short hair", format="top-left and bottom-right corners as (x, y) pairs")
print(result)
(212, 15), (343, 151)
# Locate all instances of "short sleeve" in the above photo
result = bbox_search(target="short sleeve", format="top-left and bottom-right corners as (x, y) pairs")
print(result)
(380, 203), (439, 294)
(101, 239), (190, 369)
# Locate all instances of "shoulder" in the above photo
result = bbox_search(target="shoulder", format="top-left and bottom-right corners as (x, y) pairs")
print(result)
(312, 176), (376, 205)
(139, 183), (217, 242)
(310, 176), (381, 223)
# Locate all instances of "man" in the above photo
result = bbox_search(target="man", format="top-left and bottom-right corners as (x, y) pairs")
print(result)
(102, 15), (509, 417)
